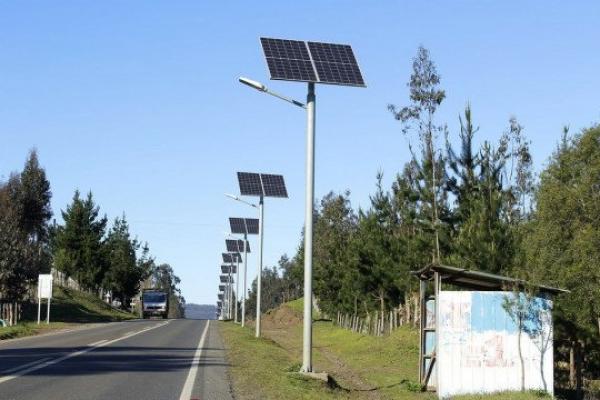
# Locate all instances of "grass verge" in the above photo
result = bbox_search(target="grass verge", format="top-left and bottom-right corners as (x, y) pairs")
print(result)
(221, 300), (555, 400)
(0, 322), (75, 340)
(220, 321), (351, 400)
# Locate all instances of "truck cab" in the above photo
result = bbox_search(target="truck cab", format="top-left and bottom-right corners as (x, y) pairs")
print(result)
(141, 289), (168, 319)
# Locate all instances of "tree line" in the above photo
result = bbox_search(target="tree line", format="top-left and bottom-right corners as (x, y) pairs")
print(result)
(244, 46), (599, 386)
(0, 150), (184, 318)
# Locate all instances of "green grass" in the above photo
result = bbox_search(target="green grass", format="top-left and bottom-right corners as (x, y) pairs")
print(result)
(1, 286), (135, 341)
(313, 322), (433, 399)
(0, 321), (74, 340)
(220, 321), (350, 400)
(453, 391), (551, 399)
(221, 300), (556, 400)
(38, 286), (136, 323)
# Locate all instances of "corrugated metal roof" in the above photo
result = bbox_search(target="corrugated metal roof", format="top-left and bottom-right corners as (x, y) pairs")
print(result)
(411, 264), (569, 295)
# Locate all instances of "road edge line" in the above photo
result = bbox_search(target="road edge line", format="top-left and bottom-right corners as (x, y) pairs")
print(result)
(179, 320), (210, 400)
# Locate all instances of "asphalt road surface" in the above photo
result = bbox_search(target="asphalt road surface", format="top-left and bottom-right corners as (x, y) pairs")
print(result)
(0, 319), (233, 400)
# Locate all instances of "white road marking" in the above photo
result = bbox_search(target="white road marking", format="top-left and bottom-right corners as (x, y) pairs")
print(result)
(179, 320), (210, 400)
(0, 320), (170, 385)
(88, 339), (108, 346)
(1, 358), (52, 375)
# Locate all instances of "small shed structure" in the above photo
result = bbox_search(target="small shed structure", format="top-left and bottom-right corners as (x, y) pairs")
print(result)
(412, 264), (568, 398)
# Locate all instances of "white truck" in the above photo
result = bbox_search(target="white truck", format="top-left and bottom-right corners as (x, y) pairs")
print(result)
(141, 289), (168, 319)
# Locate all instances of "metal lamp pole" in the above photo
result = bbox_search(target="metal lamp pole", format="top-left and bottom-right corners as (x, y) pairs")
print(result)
(228, 270), (232, 320)
(242, 233), (248, 327)
(302, 82), (316, 372)
(238, 76), (314, 369)
(235, 256), (240, 323)
(256, 195), (264, 338)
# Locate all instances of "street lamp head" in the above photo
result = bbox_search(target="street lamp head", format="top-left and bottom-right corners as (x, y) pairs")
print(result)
(225, 193), (240, 201)
(239, 77), (266, 92)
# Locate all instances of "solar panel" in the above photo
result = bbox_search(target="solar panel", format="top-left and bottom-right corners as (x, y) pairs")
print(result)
(238, 172), (263, 196)
(219, 285), (225, 291)
(218, 293), (224, 300)
(221, 264), (237, 274)
(229, 218), (246, 234)
(259, 37), (365, 87)
(245, 218), (259, 234)
(226, 239), (251, 253)
(307, 41), (365, 87)
(260, 38), (317, 83)
(237, 171), (288, 198)
(229, 217), (260, 235)
(260, 174), (288, 198)
(220, 275), (229, 283)
(222, 253), (233, 263)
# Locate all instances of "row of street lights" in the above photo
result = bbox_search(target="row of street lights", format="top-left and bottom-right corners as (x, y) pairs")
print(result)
(217, 37), (364, 373)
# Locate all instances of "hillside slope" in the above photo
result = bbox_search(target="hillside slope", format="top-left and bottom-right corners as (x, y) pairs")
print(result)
(1, 286), (135, 340)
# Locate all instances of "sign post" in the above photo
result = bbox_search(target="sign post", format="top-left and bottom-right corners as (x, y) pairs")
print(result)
(37, 274), (53, 324)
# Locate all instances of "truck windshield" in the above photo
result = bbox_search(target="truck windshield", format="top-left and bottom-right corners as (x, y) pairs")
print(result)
(143, 292), (166, 303)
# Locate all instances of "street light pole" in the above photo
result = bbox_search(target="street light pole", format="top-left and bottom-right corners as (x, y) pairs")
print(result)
(228, 268), (233, 320)
(301, 82), (316, 373)
(235, 255), (240, 323)
(242, 232), (248, 327)
(256, 195), (264, 338)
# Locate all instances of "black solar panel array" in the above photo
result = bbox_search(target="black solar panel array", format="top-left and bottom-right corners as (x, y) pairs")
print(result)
(260, 38), (317, 83)
(221, 264), (237, 274)
(219, 285), (225, 291)
(307, 41), (365, 87)
(245, 218), (259, 234)
(222, 253), (233, 263)
(229, 217), (260, 235)
(260, 37), (365, 87)
(226, 239), (251, 253)
(220, 275), (230, 283)
(261, 174), (288, 198)
(237, 171), (288, 198)
(237, 172), (263, 196)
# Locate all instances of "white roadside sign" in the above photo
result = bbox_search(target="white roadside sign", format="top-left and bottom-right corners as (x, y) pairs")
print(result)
(38, 274), (53, 299)
(37, 274), (53, 324)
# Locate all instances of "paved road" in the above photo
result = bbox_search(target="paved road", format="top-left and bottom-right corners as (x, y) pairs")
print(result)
(0, 319), (233, 400)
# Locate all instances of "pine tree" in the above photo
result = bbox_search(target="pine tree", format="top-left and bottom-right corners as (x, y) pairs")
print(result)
(389, 46), (448, 263)
(16, 150), (52, 242)
(103, 216), (150, 308)
(52, 191), (108, 289)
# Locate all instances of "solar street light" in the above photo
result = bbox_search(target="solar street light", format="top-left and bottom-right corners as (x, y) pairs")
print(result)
(238, 77), (266, 92)
(229, 217), (259, 328)
(240, 37), (365, 373)
(239, 77), (306, 109)
(231, 172), (288, 338)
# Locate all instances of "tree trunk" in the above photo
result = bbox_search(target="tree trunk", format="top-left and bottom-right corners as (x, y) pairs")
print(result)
(569, 341), (576, 389)
(405, 293), (411, 324)
(576, 341), (583, 400)
(413, 292), (420, 327)
(518, 319), (525, 391)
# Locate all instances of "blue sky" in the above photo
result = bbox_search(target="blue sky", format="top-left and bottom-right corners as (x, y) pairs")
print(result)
(1, 1), (599, 305)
